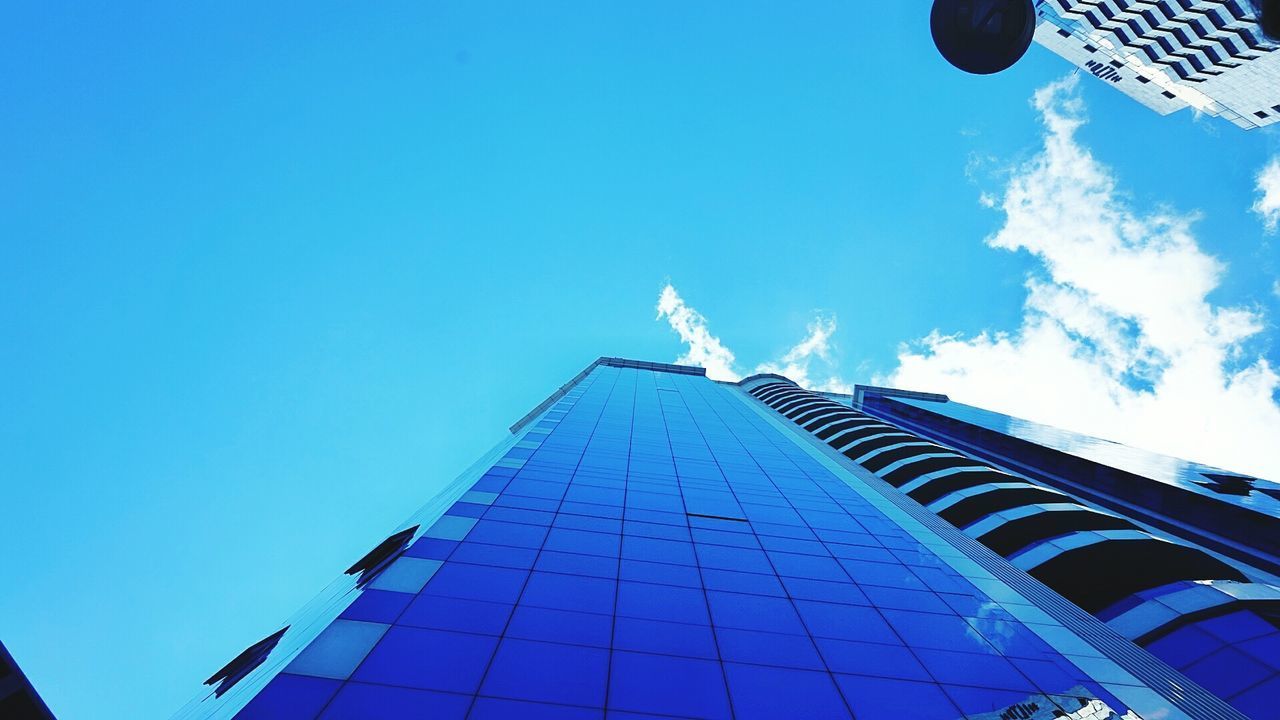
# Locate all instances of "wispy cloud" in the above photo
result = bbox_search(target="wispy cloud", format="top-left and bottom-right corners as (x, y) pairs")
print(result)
(655, 283), (740, 381)
(754, 316), (853, 393)
(883, 75), (1280, 480)
(1254, 156), (1280, 234)
(656, 283), (849, 390)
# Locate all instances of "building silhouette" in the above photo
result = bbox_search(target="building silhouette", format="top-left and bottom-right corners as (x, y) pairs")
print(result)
(175, 358), (1279, 719)
(1, 641), (57, 720)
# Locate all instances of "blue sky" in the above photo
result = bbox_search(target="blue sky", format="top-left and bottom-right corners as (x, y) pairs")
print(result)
(1, 3), (1278, 718)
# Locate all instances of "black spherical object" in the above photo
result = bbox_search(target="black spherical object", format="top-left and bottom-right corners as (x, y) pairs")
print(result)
(931, 0), (1037, 75)
(1262, 0), (1280, 42)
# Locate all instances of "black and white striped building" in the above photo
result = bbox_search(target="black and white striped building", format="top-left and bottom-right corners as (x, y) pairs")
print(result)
(1033, 0), (1280, 129)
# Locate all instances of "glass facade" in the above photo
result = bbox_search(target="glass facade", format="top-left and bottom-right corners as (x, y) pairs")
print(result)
(849, 389), (1280, 718)
(176, 359), (1269, 719)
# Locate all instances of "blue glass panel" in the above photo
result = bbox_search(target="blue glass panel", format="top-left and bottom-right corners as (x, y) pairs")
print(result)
(338, 590), (412, 624)
(944, 685), (1045, 717)
(350, 627), (497, 693)
(318, 682), (471, 719)
(448, 541), (538, 569)
(402, 537), (457, 561)
(469, 697), (603, 719)
(616, 581), (709, 625)
(233, 674), (340, 720)
(754, 521), (819, 541)
(881, 609), (991, 653)
(706, 591), (807, 635)
(912, 566), (974, 595)
(836, 559), (928, 590)
(913, 648), (1035, 691)
(860, 586), (952, 614)
(757, 535), (827, 555)
(694, 544), (773, 574)
(285, 620), (388, 680)
(482, 506), (555, 525)
(793, 601), (900, 644)
(423, 515), (476, 541)
(692, 527), (760, 549)
(520, 572), (616, 614)
(767, 552), (848, 582)
(1145, 624), (1225, 669)
(444, 501), (487, 518)
(1238, 631), (1280, 670)
(1230, 675), (1280, 718)
(965, 617), (1056, 659)
(1198, 609), (1278, 643)
(420, 563), (529, 604)
(943, 593), (1015, 620)
(552, 513), (622, 534)
(612, 617), (718, 659)
(460, 490), (499, 505)
(398, 595), (513, 636)
(464, 520), (549, 549)
(701, 568), (787, 597)
(618, 559), (701, 587)
(815, 638), (930, 681)
(506, 606), (613, 647)
(470, 475), (511, 493)
(494, 494), (559, 512)
(1182, 646), (1272, 698)
(542, 528), (620, 557)
(367, 557), (441, 594)
(724, 663), (851, 719)
(826, 543), (897, 563)
(780, 576), (868, 605)
(607, 651), (731, 719)
(534, 550), (618, 579)
(623, 520), (688, 541)
(480, 638), (609, 707)
(503, 479), (567, 500)
(834, 674), (961, 720)
(621, 535), (696, 565)
(562, 501), (624, 519)
(564, 485), (624, 506)
(716, 628), (825, 670)
(1011, 657), (1084, 694)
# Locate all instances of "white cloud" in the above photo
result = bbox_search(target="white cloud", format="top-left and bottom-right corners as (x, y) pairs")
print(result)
(883, 75), (1280, 481)
(1254, 156), (1280, 234)
(656, 283), (850, 391)
(655, 283), (741, 381)
(753, 316), (853, 394)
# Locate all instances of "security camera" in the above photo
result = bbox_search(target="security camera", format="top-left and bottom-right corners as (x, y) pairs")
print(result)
(1261, 0), (1280, 41)
(930, 0), (1037, 75)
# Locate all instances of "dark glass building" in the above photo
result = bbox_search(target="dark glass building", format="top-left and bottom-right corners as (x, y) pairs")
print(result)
(175, 358), (1280, 719)
(1, 641), (57, 720)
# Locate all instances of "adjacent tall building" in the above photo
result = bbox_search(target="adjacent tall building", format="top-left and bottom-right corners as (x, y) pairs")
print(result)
(1, 642), (57, 720)
(1033, 0), (1280, 129)
(175, 358), (1280, 719)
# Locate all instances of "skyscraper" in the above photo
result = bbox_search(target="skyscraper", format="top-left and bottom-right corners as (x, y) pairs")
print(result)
(1, 641), (57, 720)
(174, 358), (1279, 719)
(1034, 0), (1280, 129)
(929, 0), (1280, 129)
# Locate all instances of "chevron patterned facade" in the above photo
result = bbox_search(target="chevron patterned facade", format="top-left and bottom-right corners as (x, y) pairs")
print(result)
(1032, 0), (1280, 129)
(741, 374), (1280, 716)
